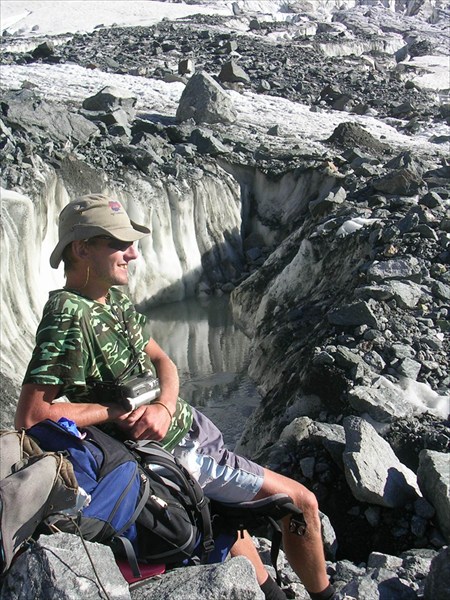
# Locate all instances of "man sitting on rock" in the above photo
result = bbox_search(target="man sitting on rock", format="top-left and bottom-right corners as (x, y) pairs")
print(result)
(15, 194), (337, 600)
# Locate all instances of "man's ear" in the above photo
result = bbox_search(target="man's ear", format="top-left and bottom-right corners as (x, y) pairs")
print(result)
(71, 240), (90, 260)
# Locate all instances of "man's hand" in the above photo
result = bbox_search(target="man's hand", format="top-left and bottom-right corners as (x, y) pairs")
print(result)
(114, 402), (172, 441)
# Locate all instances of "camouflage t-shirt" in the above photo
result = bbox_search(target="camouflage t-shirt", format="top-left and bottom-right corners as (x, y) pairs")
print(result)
(23, 287), (193, 450)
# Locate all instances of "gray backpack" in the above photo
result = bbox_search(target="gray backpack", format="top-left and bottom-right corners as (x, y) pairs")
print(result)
(0, 429), (79, 574)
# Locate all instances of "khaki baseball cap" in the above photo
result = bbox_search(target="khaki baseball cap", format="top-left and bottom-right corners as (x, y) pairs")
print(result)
(50, 193), (150, 268)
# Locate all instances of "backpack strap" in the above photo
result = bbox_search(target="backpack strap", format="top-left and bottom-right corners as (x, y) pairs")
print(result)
(110, 463), (152, 579)
(113, 535), (142, 579)
(125, 440), (215, 558)
(115, 471), (150, 538)
(210, 494), (306, 585)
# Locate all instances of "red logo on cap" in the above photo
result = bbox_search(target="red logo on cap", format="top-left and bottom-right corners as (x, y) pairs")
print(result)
(109, 201), (122, 212)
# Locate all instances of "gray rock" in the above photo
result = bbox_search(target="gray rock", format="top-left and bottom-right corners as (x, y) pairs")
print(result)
(334, 559), (367, 587)
(299, 456), (315, 478)
(340, 569), (417, 599)
(327, 300), (378, 328)
(433, 280), (450, 301)
(32, 41), (55, 59)
(1, 89), (98, 145)
(249, 18), (261, 31)
(282, 418), (345, 467)
(320, 511), (338, 561)
(113, 144), (164, 172)
(366, 257), (421, 282)
(319, 84), (354, 111)
(383, 280), (425, 308)
(374, 171), (421, 200)
(338, 573), (381, 599)
(424, 546), (450, 600)
(311, 422), (346, 466)
(326, 121), (388, 153)
(129, 556), (264, 600)
(365, 505), (381, 527)
(417, 450), (450, 542)
(357, 278), (428, 308)
(0, 532), (131, 600)
(178, 58), (194, 75)
(82, 86), (137, 117)
(401, 552), (435, 580)
(395, 44), (409, 62)
(218, 61), (251, 84)
(396, 357), (422, 380)
(390, 343), (416, 359)
(82, 107), (132, 129)
(190, 128), (229, 155)
(176, 71), (237, 125)
(257, 79), (271, 92)
(348, 385), (413, 422)
(354, 284), (393, 301)
(231, 2), (242, 16)
(343, 416), (421, 507)
(414, 497), (436, 520)
(416, 224), (438, 240)
(420, 191), (442, 208)
(440, 216), (450, 232)
(309, 186), (346, 217)
(0, 533), (265, 600)
(367, 551), (403, 570)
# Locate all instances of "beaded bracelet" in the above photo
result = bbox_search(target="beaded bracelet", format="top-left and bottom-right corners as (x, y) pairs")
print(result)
(151, 401), (174, 420)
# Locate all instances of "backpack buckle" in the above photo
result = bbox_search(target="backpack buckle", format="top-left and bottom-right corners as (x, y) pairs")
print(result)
(203, 538), (215, 553)
(289, 514), (307, 536)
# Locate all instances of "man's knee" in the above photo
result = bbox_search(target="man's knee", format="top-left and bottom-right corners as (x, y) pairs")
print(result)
(290, 481), (319, 516)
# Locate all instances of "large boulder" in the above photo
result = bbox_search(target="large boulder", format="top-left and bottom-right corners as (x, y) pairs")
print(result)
(1, 89), (98, 145)
(417, 450), (450, 542)
(82, 86), (137, 116)
(424, 546), (450, 600)
(0, 533), (264, 600)
(343, 416), (421, 507)
(0, 533), (130, 600)
(131, 556), (264, 599)
(176, 71), (237, 125)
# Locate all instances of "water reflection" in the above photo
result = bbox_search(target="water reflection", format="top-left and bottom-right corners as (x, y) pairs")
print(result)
(141, 296), (261, 448)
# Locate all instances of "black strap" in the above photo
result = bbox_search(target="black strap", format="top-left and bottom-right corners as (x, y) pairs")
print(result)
(268, 517), (283, 585)
(127, 440), (215, 559)
(196, 495), (214, 557)
(116, 472), (150, 536)
(211, 494), (306, 583)
(115, 535), (142, 579)
(110, 470), (150, 580)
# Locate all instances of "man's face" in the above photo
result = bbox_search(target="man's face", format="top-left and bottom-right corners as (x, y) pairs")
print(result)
(87, 236), (139, 287)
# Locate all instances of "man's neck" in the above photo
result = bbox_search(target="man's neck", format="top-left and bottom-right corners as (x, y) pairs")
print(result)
(64, 275), (110, 304)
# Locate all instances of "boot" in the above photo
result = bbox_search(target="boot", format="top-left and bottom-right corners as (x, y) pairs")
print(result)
(0, 430), (43, 480)
(0, 452), (78, 573)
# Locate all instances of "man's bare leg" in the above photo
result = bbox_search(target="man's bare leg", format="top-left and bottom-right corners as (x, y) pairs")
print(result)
(254, 468), (331, 595)
(229, 530), (268, 584)
(230, 530), (288, 599)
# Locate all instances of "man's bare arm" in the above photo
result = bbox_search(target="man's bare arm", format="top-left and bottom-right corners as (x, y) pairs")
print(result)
(145, 338), (180, 416)
(15, 383), (129, 429)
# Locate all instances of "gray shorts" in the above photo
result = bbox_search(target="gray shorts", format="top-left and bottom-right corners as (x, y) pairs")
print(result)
(172, 407), (264, 503)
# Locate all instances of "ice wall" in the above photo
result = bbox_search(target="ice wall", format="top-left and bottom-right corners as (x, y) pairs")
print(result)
(0, 160), (243, 385)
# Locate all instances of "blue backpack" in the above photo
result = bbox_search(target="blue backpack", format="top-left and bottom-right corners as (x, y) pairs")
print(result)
(27, 419), (214, 577)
